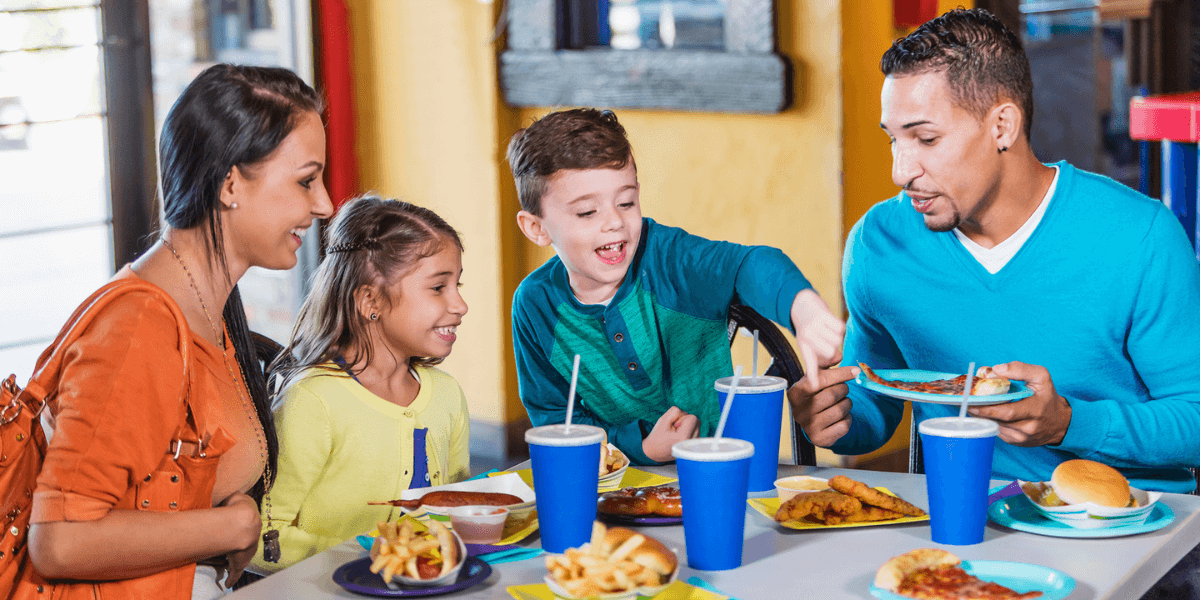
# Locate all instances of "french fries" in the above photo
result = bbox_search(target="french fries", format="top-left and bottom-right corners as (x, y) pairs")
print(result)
(368, 519), (460, 584)
(601, 446), (627, 476)
(545, 522), (676, 598)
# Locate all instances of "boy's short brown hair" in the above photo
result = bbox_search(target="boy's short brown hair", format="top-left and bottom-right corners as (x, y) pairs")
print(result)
(506, 108), (634, 216)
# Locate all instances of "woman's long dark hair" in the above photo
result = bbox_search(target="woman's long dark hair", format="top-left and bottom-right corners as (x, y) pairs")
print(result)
(159, 63), (324, 501)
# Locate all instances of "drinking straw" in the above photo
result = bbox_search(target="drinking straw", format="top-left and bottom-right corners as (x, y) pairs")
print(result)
(715, 365), (744, 441)
(958, 362), (976, 421)
(752, 329), (760, 377)
(565, 354), (581, 433)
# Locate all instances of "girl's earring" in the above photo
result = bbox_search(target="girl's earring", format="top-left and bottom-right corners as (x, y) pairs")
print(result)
(370, 313), (378, 321)
(230, 202), (238, 209)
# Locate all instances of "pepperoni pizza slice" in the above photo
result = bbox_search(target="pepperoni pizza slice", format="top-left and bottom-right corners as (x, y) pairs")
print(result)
(859, 363), (1012, 396)
(875, 549), (1043, 600)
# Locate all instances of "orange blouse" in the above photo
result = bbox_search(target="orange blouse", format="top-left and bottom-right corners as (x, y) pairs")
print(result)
(16, 269), (266, 600)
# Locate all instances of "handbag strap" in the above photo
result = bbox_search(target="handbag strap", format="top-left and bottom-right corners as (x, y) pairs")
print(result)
(19, 278), (193, 419)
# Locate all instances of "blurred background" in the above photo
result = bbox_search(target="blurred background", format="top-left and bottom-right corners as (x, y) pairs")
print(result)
(0, 0), (1196, 475)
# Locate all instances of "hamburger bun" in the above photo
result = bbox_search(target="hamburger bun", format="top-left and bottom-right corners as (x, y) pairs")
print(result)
(1051, 459), (1131, 507)
(598, 527), (677, 577)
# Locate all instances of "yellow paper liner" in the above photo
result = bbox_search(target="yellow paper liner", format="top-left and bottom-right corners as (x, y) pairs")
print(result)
(748, 487), (930, 530)
(491, 467), (677, 491)
(370, 507), (540, 545)
(506, 580), (727, 600)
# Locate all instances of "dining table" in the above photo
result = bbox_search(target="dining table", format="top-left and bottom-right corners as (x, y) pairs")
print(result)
(226, 463), (1200, 599)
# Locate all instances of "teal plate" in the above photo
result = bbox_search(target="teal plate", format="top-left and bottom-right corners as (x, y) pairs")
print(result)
(854, 369), (1033, 405)
(989, 494), (1176, 538)
(870, 560), (1075, 600)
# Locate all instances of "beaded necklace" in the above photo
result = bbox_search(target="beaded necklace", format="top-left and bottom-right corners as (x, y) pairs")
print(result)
(162, 238), (281, 563)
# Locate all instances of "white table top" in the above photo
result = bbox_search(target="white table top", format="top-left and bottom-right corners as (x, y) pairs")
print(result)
(228, 464), (1200, 599)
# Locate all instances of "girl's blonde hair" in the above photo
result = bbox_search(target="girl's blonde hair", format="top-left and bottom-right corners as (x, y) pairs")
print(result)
(271, 194), (463, 394)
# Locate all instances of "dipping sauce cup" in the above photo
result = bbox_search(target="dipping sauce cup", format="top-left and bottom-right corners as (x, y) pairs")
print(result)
(446, 505), (509, 545)
(919, 416), (999, 545)
(525, 424), (604, 553)
(672, 437), (754, 571)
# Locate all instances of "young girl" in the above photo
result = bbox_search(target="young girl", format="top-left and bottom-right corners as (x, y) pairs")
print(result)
(19, 64), (332, 600)
(250, 194), (471, 572)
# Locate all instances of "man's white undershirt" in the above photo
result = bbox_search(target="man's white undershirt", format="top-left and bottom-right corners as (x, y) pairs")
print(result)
(953, 166), (1060, 274)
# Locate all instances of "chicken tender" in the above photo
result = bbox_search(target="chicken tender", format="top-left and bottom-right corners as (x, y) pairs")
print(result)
(822, 506), (906, 526)
(774, 490), (861, 523)
(829, 475), (926, 517)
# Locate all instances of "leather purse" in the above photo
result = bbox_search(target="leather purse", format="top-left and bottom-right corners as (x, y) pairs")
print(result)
(0, 279), (191, 599)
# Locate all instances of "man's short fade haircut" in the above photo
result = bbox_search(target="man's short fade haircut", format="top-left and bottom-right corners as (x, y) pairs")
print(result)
(506, 108), (634, 217)
(881, 8), (1034, 141)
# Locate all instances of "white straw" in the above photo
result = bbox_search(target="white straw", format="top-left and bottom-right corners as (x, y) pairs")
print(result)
(958, 362), (976, 421)
(715, 365), (744, 440)
(752, 329), (759, 377)
(565, 354), (581, 433)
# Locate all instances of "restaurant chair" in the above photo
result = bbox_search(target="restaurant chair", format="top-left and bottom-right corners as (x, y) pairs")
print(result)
(909, 421), (1200, 495)
(725, 304), (817, 466)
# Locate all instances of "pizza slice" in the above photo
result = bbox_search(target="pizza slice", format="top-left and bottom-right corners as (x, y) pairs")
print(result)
(859, 363), (1011, 396)
(875, 549), (1043, 600)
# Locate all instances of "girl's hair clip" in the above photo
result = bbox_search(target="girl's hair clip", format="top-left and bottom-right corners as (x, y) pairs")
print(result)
(327, 238), (381, 253)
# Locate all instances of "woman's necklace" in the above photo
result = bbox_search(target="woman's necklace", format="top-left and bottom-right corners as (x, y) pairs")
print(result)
(162, 238), (281, 563)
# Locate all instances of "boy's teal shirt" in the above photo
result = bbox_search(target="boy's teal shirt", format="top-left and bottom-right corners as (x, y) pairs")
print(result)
(512, 218), (811, 465)
(833, 161), (1200, 493)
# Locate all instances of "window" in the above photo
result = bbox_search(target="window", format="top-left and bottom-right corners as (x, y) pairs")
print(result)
(0, 1), (118, 382)
(501, 0), (789, 113)
(0, 0), (314, 383)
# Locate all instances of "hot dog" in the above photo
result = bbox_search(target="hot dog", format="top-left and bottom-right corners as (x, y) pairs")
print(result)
(370, 491), (523, 511)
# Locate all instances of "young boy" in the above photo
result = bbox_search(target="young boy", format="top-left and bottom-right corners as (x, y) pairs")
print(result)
(507, 108), (843, 465)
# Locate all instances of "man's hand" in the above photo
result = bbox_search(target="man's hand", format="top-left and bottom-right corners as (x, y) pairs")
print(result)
(788, 365), (859, 447)
(790, 289), (846, 374)
(642, 406), (700, 462)
(968, 361), (1072, 447)
(217, 491), (262, 588)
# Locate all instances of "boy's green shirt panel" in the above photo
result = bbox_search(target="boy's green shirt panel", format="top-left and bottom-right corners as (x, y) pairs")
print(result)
(513, 218), (811, 466)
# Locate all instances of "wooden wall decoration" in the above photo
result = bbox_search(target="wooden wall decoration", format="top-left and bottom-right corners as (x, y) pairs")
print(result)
(500, 0), (790, 114)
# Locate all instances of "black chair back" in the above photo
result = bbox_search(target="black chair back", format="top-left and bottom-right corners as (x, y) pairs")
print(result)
(726, 304), (817, 466)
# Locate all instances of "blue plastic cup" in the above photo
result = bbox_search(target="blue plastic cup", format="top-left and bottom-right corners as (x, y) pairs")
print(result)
(919, 416), (999, 545)
(672, 437), (754, 570)
(525, 424), (604, 553)
(716, 375), (787, 493)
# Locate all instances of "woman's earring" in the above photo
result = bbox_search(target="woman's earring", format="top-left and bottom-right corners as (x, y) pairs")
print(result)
(230, 202), (238, 209)
(370, 313), (378, 321)
(998, 146), (1008, 154)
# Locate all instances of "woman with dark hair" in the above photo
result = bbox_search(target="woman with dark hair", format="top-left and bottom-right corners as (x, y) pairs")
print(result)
(15, 63), (333, 600)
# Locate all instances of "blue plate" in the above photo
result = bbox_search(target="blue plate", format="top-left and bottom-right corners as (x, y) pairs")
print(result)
(870, 560), (1075, 600)
(989, 494), (1175, 538)
(332, 555), (492, 597)
(854, 369), (1033, 405)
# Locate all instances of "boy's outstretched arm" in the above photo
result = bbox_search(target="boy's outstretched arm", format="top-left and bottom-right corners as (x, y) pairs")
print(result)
(790, 288), (846, 388)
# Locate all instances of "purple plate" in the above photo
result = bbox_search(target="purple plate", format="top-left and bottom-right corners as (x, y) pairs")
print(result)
(597, 512), (683, 526)
(332, 555), (492, 597)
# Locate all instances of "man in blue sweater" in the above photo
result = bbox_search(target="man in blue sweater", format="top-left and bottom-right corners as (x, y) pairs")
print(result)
(791, 8), (1200, 496)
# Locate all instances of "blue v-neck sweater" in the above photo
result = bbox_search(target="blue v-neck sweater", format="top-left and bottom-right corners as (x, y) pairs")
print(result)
(833, 161), (1200, 493)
